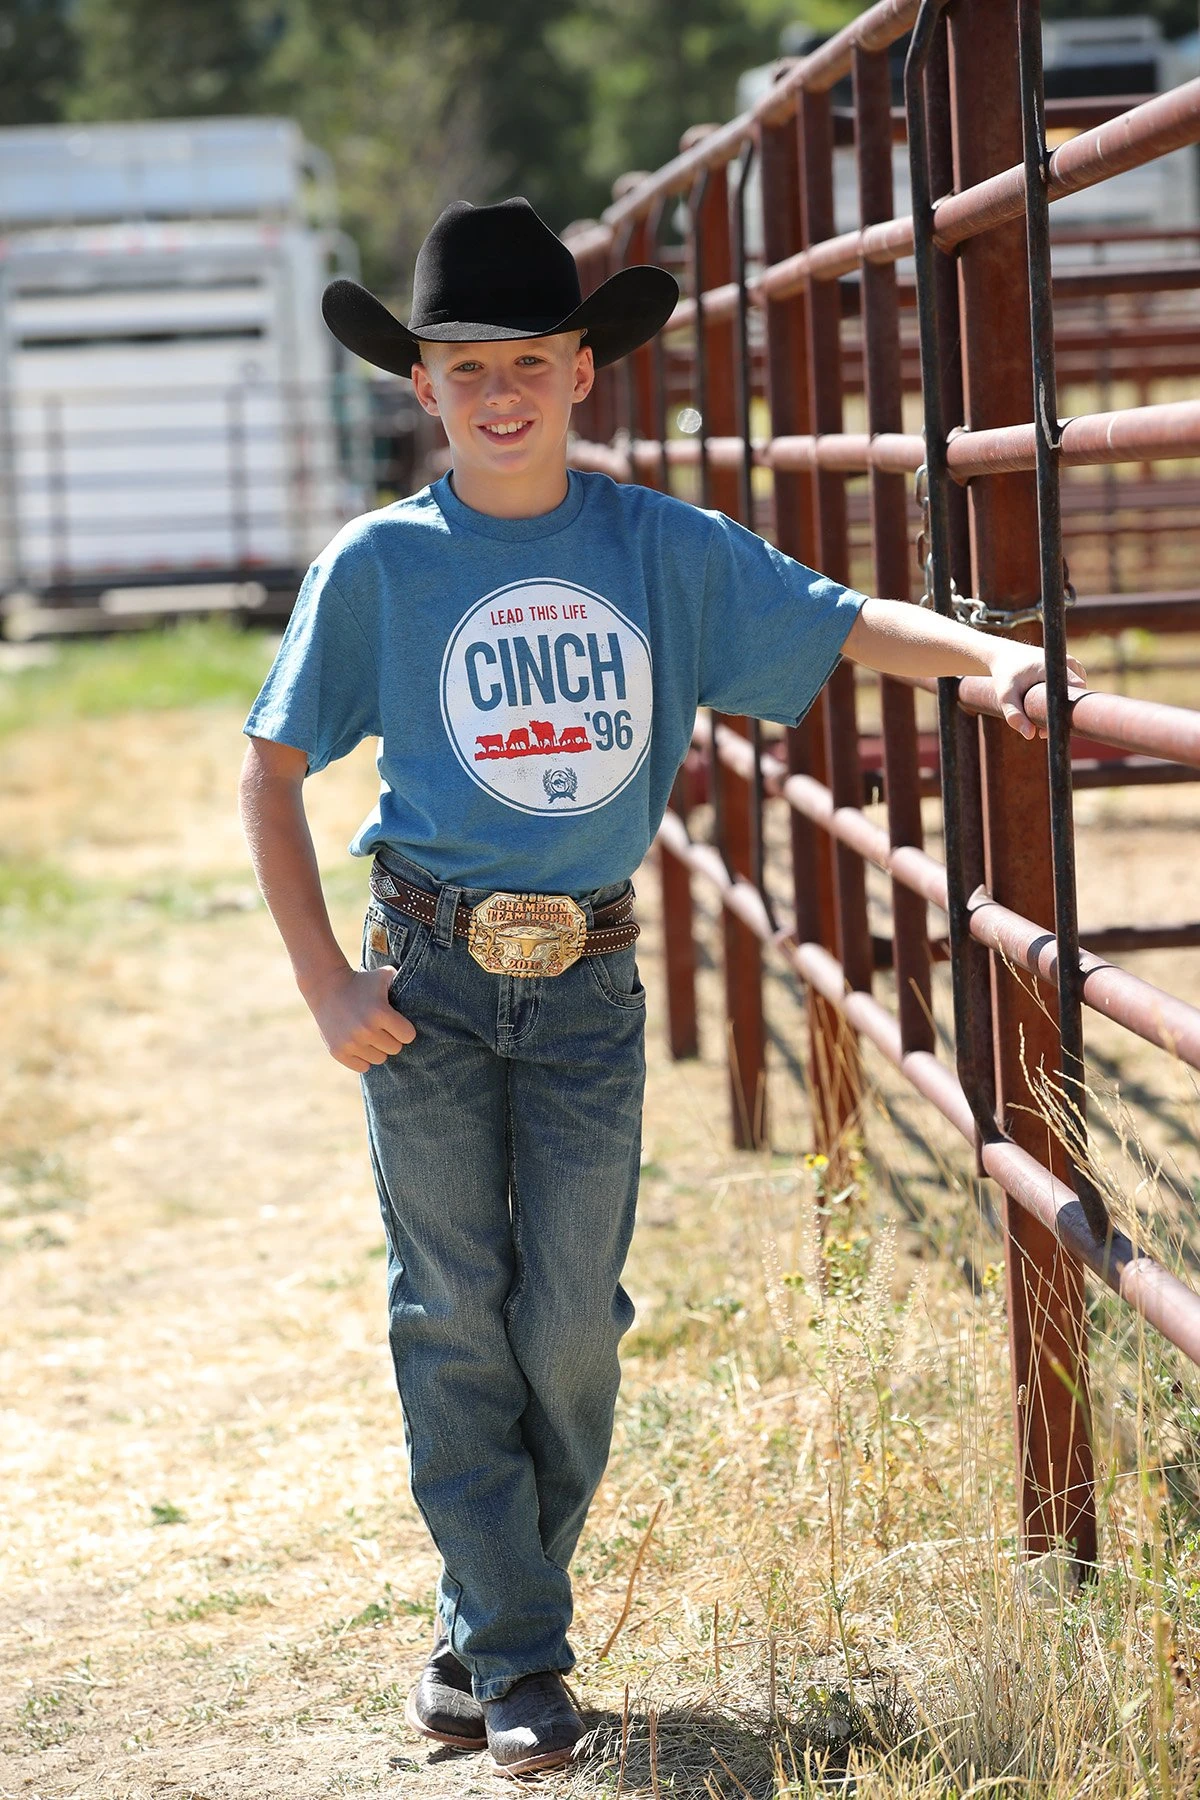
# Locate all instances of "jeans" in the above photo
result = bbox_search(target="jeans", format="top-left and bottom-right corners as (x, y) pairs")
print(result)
(359, 848), (646, 1702)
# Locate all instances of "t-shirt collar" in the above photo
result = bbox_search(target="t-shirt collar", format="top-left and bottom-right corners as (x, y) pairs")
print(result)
(432, 469), (586, 540)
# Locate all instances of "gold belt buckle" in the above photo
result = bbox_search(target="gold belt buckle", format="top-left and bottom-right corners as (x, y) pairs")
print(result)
(467, 891), (588, 979)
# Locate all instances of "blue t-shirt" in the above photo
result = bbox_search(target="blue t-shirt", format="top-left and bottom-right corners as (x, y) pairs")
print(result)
(243, 470), (864, 893)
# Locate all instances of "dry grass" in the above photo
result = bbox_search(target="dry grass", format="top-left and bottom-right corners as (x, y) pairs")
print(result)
(3, 633), (1200, 1798)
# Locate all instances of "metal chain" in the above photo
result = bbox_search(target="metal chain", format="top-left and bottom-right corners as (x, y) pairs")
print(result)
(913, 462), (1075, 630)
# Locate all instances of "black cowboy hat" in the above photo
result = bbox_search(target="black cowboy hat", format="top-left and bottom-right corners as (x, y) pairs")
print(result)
(321, 196), (679, 378)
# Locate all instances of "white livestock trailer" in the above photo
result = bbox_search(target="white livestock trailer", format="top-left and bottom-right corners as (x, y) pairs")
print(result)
(0, 117), (369, 620)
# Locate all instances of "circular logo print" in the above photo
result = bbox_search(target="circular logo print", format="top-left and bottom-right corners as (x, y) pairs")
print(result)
(440, 578), (653, 816)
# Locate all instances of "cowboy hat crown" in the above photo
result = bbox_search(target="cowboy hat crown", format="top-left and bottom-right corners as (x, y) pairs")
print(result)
(322, 196), (678, 378)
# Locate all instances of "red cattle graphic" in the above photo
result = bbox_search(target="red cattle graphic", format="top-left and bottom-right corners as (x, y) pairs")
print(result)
(472, 721), (596, 760)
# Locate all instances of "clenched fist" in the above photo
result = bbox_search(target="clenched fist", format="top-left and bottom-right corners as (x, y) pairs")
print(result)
(305, 965), (416, 1073)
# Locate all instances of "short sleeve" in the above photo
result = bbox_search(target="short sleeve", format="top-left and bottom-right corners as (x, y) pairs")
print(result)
(697, 512), (866, 724)
(243, 562), (381, 773)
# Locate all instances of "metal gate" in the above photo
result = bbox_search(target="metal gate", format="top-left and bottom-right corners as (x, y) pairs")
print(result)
(563, 0), (1200, 1572)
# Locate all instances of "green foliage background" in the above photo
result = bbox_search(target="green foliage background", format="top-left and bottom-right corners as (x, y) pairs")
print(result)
(1, 0), (1195, 298)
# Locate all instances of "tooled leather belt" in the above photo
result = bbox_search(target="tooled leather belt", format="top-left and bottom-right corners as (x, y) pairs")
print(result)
(370, 859), (639, 976)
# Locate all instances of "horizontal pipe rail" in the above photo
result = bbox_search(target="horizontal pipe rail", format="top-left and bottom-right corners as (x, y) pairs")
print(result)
(670, 259), (1200, 334)
(566, 0), (923, 253)
(655, 809), (1200, 1367)
(582, 0), (1200, 1562)
(699, 720), (1200, 1073)
(937, 80), (1200, 252)
(1068, 592), (1200, 633)
(948, 401), (1200, 477)
(590, 41), (1200, 243)
(940, 677), (1200, 767)
(575, 82), (1200, 331)
(571, 395), (1200, 486)
(1082, 923), (1200, 954)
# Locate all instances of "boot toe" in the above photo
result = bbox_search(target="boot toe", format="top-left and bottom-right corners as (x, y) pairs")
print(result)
(407, 1642), (486, 1749)
(484, 1672), (585, 1776)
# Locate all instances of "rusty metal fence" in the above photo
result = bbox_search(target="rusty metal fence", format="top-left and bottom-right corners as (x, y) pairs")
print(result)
(563, 0), (1200, 1572)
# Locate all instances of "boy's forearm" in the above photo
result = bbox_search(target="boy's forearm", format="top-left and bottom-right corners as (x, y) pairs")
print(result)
(843, 597), (997, 681)
(238, 744), (352, 1001)
(842, 596), (1085, 739)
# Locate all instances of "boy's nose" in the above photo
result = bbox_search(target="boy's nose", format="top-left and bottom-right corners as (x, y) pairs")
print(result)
(484, 371), (521, 405)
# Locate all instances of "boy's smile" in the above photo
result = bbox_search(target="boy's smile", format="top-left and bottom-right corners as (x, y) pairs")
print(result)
(478, 416), (534, 443)
(412, 334), (593, 519)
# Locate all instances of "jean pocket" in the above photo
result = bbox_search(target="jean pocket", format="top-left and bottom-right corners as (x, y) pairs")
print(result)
(586, 943), (647, 1010)
(361, 902), (430, 1000)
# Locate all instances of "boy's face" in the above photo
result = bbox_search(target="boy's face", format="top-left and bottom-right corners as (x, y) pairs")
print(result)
(411, 333), (594, 501)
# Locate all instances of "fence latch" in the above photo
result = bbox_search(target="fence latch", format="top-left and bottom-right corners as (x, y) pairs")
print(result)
(913, 463), (1075, 630)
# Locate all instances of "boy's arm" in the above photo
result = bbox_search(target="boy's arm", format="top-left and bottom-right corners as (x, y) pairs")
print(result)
(238, 737), (414, 1072)
(843, 597), (1086, 739)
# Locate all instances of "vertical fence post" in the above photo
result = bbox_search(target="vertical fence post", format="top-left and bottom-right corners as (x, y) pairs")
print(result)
(852, 44), (934, 1056)
(758, 105), (850, 1166)
(569, 232), (605, 449)
(589, 232), (620, 449)
(661, 764), (701, 1061)
(624, 209), (658, 474)
(947, 0), (1097, 1569)
(626, 199), (702, 1062)
(284, 378), (309, 573)
(45, 394), (69, 589)
(797, 86), (871, 1170)
(925, 19), (997, 1145)
(0, 378), (18, 591)
(688, 144), (768, 1148)
(227, 387), (249, 570)
(1017, 0), (1109, 1249)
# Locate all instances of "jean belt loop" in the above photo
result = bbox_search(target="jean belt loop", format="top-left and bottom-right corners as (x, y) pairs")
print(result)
(434, 883), (463, 949)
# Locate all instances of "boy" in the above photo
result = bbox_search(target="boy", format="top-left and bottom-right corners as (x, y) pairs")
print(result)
(239, 196), (1081, 1777)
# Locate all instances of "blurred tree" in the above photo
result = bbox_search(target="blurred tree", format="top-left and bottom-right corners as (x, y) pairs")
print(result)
(259, 5), (492, 301)
(57, 0), (489, 299)
(67, 0), (272, 119)
(408, 0), (803, 227)
(548, 0), (814, 213)
(0, 0), (78, 124)
(18, 0), (1199, 291)
(1043, 0), (1197, 35)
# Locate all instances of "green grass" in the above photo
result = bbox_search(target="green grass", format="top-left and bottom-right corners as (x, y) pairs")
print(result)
(332, 1587), (434, 1636)
(0, 854), (265, 937)
(0, 619), (277, 737)
(150, 1500), (189, 1527)
(0, 1148), (84, 1221)
(165, 1589), (271, 1622)
(0, 856), (86, 925)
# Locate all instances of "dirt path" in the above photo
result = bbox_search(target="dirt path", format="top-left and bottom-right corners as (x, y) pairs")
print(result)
(4, 696), (1199, 1798)
(0, 708), (820, 1798)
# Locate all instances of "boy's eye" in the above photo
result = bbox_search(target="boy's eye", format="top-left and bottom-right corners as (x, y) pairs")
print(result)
(447, 353), (544, 373)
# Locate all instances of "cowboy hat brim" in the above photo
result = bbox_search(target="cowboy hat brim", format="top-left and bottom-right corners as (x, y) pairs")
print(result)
(321, 265), (679, 378)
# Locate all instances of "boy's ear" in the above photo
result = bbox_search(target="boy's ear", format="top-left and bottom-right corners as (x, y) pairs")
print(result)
(571, 342), (595, 405)
(412, 360), (441, 416)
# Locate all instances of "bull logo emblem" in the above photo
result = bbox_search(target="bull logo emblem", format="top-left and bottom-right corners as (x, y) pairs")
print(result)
(544, 767), (578, 804)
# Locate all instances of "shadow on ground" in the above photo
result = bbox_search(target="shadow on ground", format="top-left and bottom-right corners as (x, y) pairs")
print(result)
(553, 1680), (914, 1798)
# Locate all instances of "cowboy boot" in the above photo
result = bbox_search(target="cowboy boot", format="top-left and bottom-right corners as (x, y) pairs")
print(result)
(405, 1619), (486, 1749)
(483, 1670), (585, 1777)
